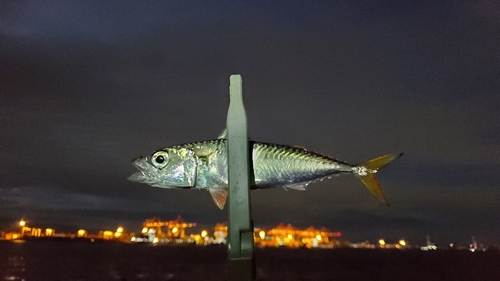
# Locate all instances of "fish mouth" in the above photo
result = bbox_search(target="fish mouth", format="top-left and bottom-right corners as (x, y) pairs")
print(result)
(128, 156), (151, 183)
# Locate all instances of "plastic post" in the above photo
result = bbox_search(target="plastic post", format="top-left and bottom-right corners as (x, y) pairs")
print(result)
(226, 74), (255, 280)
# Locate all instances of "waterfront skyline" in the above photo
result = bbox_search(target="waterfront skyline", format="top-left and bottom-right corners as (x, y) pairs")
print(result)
(0, 1), (499, 246)
(3, 217), (488, 250)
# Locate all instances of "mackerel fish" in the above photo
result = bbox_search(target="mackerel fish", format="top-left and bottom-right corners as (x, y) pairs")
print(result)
(128, 130), (403, 209)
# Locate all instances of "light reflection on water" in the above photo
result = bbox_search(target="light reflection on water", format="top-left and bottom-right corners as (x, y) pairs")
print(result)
(3, 255), (26, 281)
(0, 240), (226, 281)
(1, 240), (499, 280)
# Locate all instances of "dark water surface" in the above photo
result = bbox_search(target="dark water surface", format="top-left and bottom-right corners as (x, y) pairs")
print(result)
(0, 240), (499, 281)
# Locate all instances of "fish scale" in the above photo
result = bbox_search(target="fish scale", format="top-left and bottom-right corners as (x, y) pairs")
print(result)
(251, 142), (352, 188)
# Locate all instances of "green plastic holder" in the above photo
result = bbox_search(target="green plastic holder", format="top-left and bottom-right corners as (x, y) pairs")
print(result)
(226, 74), (255, 280)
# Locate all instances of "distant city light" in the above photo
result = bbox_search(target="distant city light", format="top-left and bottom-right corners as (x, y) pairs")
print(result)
(114, 227), (123, 238)
(103, 230), (114, 240)
(8, 216), (495, 252)
(77, 229), (86, 237)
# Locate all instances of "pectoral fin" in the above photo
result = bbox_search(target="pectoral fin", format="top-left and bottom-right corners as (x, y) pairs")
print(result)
(209, 188), (228, 210)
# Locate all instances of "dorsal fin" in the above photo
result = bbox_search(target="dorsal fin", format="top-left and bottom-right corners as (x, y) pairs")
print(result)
(218, 128), (252, 141)
(208, 187), (228, 209)
(217, 128), (228, 139)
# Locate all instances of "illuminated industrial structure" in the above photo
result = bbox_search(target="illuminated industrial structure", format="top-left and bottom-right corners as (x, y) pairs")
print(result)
(212, 223), (228, 244)
(140, 216), (196, 242)
(17, 220), (53, 238)
(254, 223), (345, 248)
(4, 218), (497, 251)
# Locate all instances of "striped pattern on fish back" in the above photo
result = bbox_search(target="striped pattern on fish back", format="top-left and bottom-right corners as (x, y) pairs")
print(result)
(251, 141), (352, 187)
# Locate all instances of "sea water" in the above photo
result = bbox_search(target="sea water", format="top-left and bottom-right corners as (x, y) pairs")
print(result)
(0, 240), (499, 281)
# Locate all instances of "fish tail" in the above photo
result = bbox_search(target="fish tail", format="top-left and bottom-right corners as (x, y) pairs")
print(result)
(354, 153), (403, 206)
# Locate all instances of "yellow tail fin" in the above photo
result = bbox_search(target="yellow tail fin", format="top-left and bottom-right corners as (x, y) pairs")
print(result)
(356, 153), (403, 206)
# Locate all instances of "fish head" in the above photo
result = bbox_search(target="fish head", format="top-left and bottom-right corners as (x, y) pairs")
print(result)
(128, 147), (197, 188)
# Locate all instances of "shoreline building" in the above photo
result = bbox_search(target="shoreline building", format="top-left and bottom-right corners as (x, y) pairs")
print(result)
(140, 216), (196, 243)
(255, 223), (345, 248)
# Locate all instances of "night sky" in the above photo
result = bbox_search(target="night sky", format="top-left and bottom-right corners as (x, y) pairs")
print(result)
(1, 1), (499, 245)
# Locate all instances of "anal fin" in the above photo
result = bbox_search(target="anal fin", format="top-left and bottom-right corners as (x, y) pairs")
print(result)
(284, 183), (307, 191)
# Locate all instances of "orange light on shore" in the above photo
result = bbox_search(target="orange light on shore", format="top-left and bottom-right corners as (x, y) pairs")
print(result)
(103, 230), (113, 240)
(114, 227), (123, 238)
(77, 229), (86, 237)
(379, 239), (386, 247)
(19, 220), (26, 227)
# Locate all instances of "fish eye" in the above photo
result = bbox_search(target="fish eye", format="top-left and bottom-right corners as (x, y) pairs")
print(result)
(151, 151), (169, 169)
